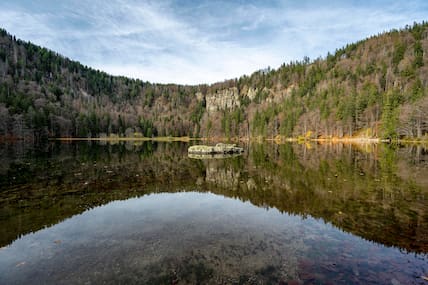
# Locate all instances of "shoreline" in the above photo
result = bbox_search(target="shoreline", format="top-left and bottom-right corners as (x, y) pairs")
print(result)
(51, 136), (196, 142)
(47, 136), (428, 145)
(1, 136), (426, 145)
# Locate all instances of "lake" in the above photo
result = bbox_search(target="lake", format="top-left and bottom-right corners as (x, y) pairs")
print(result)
(0, 141), (427, 284)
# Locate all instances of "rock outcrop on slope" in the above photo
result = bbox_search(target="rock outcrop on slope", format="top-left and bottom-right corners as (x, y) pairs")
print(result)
(206, 87), (240, 114)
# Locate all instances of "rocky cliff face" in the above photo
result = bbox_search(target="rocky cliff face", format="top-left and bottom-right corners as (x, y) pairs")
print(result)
(247, 87), (258, 101)
(206, 87), (240, 113)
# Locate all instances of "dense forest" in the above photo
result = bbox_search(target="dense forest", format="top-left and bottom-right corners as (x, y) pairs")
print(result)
(0, 22), (427, 140)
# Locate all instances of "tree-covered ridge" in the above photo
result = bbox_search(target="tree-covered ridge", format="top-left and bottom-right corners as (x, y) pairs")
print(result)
(0, 28), (209, 139)
(0, 22), (428, 140)
(227, 21), (428, 140)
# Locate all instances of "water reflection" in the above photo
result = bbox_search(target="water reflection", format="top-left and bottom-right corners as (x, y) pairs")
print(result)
(188, 153), (243, 159)
(0, 192), (426, 284)
(0, 141), (427, 284)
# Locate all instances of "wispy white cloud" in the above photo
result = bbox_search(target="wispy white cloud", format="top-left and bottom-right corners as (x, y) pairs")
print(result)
(0, 0), (427, 84)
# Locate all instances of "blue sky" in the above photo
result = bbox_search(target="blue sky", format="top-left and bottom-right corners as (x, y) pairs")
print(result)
(0, 0), (427, 84)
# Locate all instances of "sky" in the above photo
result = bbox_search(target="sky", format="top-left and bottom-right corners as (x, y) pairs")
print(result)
(0, 1), (427, 85)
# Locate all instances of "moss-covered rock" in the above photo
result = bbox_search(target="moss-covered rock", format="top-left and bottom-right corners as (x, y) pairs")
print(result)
(188, 143), (244, 154)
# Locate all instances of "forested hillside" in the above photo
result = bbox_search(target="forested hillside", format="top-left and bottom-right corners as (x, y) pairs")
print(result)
(0, 22), (428, 140)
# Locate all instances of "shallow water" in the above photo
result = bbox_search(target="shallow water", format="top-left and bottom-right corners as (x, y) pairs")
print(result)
(0, 141), (427, 284)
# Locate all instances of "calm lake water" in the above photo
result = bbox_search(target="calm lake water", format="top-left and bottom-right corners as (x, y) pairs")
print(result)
(0, 141), (427, 284)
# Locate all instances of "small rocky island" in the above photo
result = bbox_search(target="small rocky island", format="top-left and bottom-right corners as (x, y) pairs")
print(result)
(188, 143), (244, 155)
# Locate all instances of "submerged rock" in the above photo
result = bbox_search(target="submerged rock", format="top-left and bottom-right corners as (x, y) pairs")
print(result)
(188, 143), (244, 155)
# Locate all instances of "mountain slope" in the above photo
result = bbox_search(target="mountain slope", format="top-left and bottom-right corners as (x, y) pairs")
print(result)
(0, 22), (427, 140)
